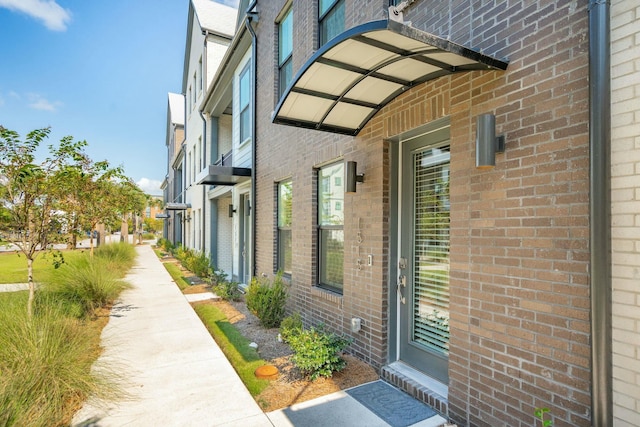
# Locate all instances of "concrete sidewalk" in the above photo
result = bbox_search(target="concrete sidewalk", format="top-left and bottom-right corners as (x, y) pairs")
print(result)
(72, 245), (446, 427)
(72, 245), (271, 426)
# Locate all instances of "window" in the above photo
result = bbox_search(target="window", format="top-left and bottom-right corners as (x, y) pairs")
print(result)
(198, 56), (203, 92)
(278, 7), (293, 97)
(318, 162), (344, 292)
(319, 0), (344, 46)
(188, 86), (192, 112)
(239, 64), (251, 142)
(277, 180), (292, 275)
(192, 73), (197, 105)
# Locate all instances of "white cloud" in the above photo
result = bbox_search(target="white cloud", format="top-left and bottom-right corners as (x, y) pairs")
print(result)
(0, 0), (71, 31)
(27, 94), (62, 112)
(136, 178), (163, 196)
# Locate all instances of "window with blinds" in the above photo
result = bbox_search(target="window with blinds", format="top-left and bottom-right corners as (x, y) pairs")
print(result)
(412, 146), (450, 356)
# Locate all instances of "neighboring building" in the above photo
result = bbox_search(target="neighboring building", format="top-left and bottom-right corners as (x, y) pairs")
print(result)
(198, 0), (254, 284)
(611, 1), (640, 426)
(179, 0), (237, 253)
(162, 92), (185, 244)
(164, 0), (639, 425)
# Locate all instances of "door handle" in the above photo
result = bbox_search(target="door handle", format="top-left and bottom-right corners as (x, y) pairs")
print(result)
(397, 274), (406, 304)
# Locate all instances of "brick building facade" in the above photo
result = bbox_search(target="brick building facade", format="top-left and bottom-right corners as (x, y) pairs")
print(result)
(164, 0), (639, 425)
(253, 1), (592, 426)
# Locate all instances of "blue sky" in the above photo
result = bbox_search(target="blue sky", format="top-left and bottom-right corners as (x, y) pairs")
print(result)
(0, 0), (238, 195)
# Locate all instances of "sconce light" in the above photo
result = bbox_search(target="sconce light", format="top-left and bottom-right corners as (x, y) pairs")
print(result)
(245, 199), (251, 216)
(475, 113), (505, 169)
(228, 204), (236, 218)
(346, 161), (365, 193)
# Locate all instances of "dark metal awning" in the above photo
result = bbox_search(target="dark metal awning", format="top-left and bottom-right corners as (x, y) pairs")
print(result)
(165, 203), (191, 211)
(272, 19), (509, 136)
(196, 165), (252, 186)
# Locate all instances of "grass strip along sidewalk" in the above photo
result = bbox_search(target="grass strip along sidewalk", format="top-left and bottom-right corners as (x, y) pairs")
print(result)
(191, 303), (270, 397)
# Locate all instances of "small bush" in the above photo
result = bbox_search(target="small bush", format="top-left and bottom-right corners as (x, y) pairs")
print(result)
(142, 232), (156, 240)
(172, 245), (211, 279)
(157, 237), (174, 252)
(288, 325), (352, 380)
(209, 266), (229, 286)
(280, 312), (303, 343)
(186, 251), (211, 278)
(245, 272), (287, 328)
(214, 280), (242, 301)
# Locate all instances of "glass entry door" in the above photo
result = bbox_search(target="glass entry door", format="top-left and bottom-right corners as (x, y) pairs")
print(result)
(399, 128), (450, 383)
(240, 193), (252, 285)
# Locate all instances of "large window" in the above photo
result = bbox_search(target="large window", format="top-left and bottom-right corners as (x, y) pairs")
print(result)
(318, 162), (344, 292)
(239, 64), (251, 142)
(278, 7), (293, 97)
(277, 180), (292, 275)
(319, 0), (344, 46)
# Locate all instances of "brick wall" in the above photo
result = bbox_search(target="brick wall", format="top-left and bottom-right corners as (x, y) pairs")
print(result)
(611, 0), (640, 425)
(253, 1), (591, 425)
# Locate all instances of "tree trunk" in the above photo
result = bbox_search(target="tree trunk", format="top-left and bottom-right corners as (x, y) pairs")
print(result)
(89, 231), (95, 257)
(121, 216), (129, 243)
(27, 257), (34, 318)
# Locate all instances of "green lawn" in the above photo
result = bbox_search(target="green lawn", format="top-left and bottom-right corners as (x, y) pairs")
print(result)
(0, 250), (88, 284)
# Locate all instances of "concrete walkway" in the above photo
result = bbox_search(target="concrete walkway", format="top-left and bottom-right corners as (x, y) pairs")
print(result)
(72, 245), (271, 426)
(71, 245), (446, 427)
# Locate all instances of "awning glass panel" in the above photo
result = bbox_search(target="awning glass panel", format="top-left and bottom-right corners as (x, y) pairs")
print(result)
(345, 77), (403, 104)
(297, 64), (361, 95)
(272, 19), (508, 136)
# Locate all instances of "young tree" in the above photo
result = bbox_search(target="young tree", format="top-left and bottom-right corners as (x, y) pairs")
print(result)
(55, 159), (124, 256)
(0, 127), (86, 316)
(112, 179), (148, 244)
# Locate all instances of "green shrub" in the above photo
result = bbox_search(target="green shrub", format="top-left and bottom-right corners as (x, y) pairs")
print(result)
(245, 272), (288, 328)
(142, 232), (156, 240)
(186, 251), (211, 278)
(288, 325), (352, 380)
(173, 244), (189, 264)
(280, 312), (303, 343)
(42, 256), (130, 318)
(94, 242), (137, 275)
(0, 294), (119, 427)
(157, 237), (174, 252)
(209, 266), (229, 286)
(213, 280), (242, 301)
(172, 245), (211, 279)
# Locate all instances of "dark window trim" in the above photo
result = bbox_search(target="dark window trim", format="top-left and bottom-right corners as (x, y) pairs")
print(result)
(277, 179), (292, 277)
(318, 0), (344, 47)
(239, 63), (251, 143)
(316, 162), (344, 293)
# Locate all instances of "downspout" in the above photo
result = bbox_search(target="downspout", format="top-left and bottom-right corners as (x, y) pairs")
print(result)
(200, 32), (209, 252)
(245, 0), (258, 278)
(182, 93), (188, 246)
(588, 1), (612, 426)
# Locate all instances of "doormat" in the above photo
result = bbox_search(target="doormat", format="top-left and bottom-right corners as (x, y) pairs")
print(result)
(345, 380), (436, 427)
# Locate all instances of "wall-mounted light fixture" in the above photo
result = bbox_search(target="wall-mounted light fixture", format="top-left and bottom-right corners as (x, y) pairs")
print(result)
(346, 161), (365, 193)
(228, 204), (236, 218)
(475, 113), (505, 169)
